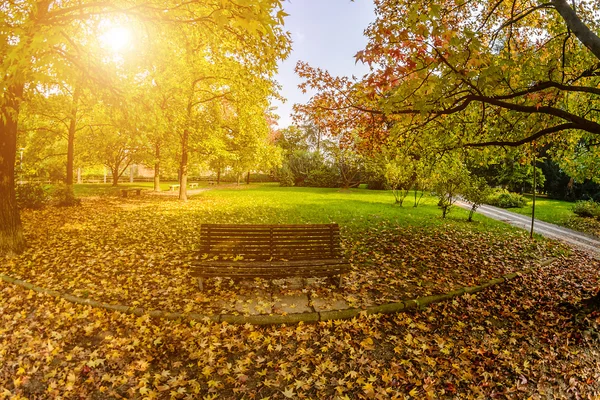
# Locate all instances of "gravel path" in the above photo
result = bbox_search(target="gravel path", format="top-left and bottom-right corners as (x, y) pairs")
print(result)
(456, 200), (600, 258)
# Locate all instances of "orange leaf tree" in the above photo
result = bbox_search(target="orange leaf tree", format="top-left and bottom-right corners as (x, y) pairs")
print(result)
(296, 0), (600, 155)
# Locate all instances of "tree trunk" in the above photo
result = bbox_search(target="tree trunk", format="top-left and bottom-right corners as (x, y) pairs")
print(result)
(112, 167), (119, 186)
(468, 207), (475, 222)
(179, 130), (188, 201)
(154, 143), (161, 192)
(0, 84), (25, 255)
(65, 85), (81, 205)
(217, 168), (221, 185)
(246, 171), (250, 184)
(552, 0), (600, 61)
(316, 129), (321, 153)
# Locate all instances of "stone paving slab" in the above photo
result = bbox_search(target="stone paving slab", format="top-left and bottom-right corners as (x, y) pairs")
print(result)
(271, 278), (306, 290)
(235, 295), (273, 315)
(216, 291), (273, 315)
(343, 293), (377, 309)
(272, 293), (311, 314)
(311, 297), (350, 312)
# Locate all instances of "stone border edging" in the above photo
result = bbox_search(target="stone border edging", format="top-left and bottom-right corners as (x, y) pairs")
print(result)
(0, 258), (557, 325)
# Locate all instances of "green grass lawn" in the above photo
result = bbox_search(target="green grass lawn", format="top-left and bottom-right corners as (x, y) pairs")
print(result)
(185, 183), (522, 235)
(70, 182), (596, 239)
(506, 195), (576, 226)
(72, 182), (513, 232)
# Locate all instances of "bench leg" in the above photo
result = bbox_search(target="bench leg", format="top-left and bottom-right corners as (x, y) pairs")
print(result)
(337, 275), (343, 289)
(198, 278), (204, 291)
(121, 191), (127, 198)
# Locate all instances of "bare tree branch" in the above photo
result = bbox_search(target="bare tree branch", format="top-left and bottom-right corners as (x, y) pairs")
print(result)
(463, 123), (577, 147)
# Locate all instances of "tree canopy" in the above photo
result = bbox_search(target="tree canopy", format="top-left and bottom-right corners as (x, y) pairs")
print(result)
(296, 0), (600, 161)
(0, 0), (291, 254)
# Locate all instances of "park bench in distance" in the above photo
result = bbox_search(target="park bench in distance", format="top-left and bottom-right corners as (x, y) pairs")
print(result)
(191, 224), (350, 291)
(121, 188), (143, 197)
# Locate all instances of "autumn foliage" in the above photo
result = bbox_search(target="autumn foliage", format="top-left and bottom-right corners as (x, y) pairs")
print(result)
(296, 0), (600, 158)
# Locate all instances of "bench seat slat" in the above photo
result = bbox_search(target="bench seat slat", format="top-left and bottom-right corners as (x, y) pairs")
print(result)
(203, 243), (341, 248)
(191, 262), (350, 278)
(202, 236), (338, 243)
(204, 232), (339, 238)
(203, 247), (338, 254)
(196, 259), (348, 267)
(202, 223), (337, 228)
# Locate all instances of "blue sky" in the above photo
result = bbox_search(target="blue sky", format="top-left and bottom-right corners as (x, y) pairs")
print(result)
(272, 0), (375, 128)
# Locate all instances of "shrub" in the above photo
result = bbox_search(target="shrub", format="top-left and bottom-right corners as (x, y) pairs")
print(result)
(362, 160), (388, 190)
(16, 182), (48, 209)
(304, 167), (339, 188)
(366, 178), (388, 190)
(278, 167), (295, 187)
(51, 183), (81, 207)
(286, 150), (324, 186)
(487, 189), (528, 208)
(572, 200), (600, 219)
(433, 166), (468, 218)
(462, 176), (493, 221)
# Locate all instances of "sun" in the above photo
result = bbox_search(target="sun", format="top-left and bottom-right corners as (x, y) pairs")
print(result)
(100, 26), (132, 53)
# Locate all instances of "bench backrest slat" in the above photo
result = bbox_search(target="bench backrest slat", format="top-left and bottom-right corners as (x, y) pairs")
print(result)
(200, 224), (342, 260)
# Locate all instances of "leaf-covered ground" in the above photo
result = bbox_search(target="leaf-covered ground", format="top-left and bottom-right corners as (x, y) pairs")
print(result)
(0, 193), (566, 315)
(1, 189), (600, 398)
(1, 253), (599, 398)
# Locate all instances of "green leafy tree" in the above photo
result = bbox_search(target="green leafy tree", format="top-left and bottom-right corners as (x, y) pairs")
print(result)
(462, 176), (494, 222)
(384, 157), (414, 206)
(433, 161), (469, 219)
(80, 103), (143, 186)
(329, 142), (362, 189)
(0, 1), (291, 254)
(275, 126), (311, 154)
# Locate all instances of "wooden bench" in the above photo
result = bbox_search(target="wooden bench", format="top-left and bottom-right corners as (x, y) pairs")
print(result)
(189, 182), (199, 188)
(208, 180), (217, 186)
(121, 188), (143, 197)
(169, 184), (180, 191)
(191, 224), (350, 290)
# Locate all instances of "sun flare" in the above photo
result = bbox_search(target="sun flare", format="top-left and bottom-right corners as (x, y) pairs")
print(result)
(100, 26), (132, 52)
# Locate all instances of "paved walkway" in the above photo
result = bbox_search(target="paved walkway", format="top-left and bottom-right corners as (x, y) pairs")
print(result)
(456, 200), (600, 258)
